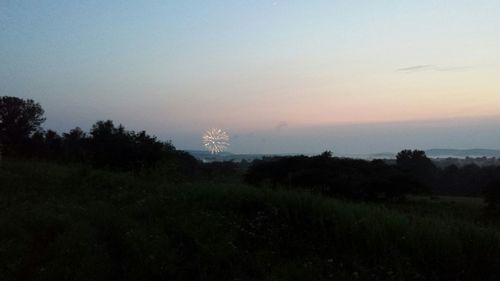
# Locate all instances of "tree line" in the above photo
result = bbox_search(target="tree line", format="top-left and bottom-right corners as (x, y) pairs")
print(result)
(0, 96), (243, 180)
(244, 151), (426, 200)
(243, 149), (500, 209)
(2, 96), (500, 209)
(0, 96), (200, 174)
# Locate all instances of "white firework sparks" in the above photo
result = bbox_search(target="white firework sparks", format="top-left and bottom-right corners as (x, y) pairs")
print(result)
(202, 128), (230, 154)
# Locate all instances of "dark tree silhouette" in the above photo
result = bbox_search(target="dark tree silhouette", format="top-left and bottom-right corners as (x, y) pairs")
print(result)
(45, 130), (62, 157)
(396, 149), (437, 187)
(0, 96), (45, 156)
(89, 120), (133, 169)
(396, 150), (433, 169)
(62, 127), (87, 161)
(87, 120), (170, 172)
(244, 154), (424, 200)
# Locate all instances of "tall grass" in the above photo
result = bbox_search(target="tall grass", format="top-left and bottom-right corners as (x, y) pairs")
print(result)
(1, 160), (500, 280)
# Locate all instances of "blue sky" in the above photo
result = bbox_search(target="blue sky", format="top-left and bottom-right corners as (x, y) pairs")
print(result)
(1, 1), (499, 154)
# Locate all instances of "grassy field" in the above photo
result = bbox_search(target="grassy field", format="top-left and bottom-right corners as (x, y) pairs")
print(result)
(1, 160), (500, 281)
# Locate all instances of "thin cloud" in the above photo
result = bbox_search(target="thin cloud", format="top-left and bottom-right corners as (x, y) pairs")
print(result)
(397, 65), (434, 72)
(397, 65), (470, 73)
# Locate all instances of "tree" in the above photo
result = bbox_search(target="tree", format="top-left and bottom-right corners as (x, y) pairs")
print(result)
(62, 127), (87, 161)
(0, 96), (45, 156)
(88, 120), (130, 168)
(396, 149), (437, 187)
(396, 150), (436, 171)
(244, 153), (423, 200)
(88, 120), (169, 172)
(45, 130), (62, 158)
(320, 150), (333, 158)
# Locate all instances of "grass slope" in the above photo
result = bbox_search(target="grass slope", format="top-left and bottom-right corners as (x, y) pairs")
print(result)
(1, 160), (500, 281)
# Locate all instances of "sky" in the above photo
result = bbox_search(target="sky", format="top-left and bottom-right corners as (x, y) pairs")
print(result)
(1, 0), (499, 154)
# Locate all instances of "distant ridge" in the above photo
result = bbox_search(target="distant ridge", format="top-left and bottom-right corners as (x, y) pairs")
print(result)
(425, 149), (500, 158)
(185, 149), (500, 162)
(186, 150), (269, 162)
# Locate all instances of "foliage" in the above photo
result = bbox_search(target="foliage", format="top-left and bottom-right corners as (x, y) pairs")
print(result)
(396, 150), (437, 186)
(433, 164), (500, 196)
(87, 120), (170, 172)
(14, 120), (177, 173)
(245, 153), (425, 200)
(0, 96), (45, 156)
(0, 96), (204, 174)
(243, 150), (500, 202)
(396, 150), (434, 170)
(1, 160), (500, 281)
(484, 181), (500, 216)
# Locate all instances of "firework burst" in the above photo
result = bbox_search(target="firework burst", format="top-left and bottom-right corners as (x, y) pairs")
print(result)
(202, 128), (230, 154)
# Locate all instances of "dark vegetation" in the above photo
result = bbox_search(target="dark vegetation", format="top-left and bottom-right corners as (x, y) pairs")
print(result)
(0, 96), (236, 180)
(2, 160), (500, 281)
(1, 96), (175, 172)
(244, 150), (500, 203)
(2, 96), (500, 280)
(244, 152), (425, 200)
(2, 96), (499, 202)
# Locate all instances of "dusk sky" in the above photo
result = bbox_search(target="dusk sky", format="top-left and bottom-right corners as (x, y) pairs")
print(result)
(1, 1), (499, 154)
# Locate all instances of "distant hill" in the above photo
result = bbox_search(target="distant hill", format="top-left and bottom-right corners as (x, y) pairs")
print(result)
(185, 149), (500, 162)
(425, 149), (500, 158)
(186, 150), (271, 162)
(365, 149), (500, 159)
(349, 149), (500, 159)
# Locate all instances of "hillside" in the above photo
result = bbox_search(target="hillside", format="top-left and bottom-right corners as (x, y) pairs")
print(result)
(1, 160), (500, 280)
